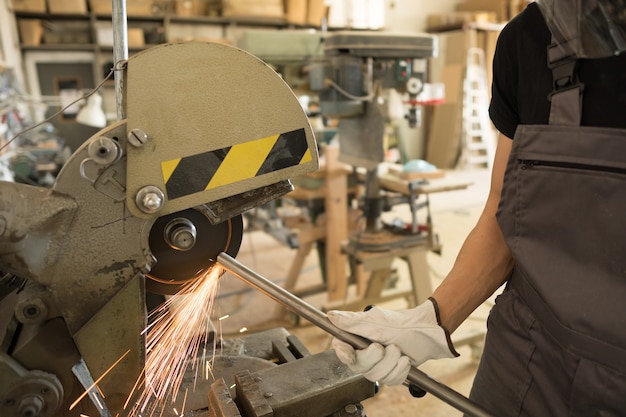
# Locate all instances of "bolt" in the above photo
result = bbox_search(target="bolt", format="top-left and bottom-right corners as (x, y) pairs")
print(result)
(23, 305), (39, 319)
(344, 404), (358, 415)
(128, 128), (148, 147)
(136, 186), (165, 214)
(17, 396), (43, 417)
(263, 392), (273, 398)
(143, 193), (162, 211)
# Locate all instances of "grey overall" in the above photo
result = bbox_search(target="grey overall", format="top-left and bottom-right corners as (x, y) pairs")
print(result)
(468, 42), (626, 416)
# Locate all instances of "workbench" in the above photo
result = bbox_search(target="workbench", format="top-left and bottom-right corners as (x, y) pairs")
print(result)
(283, 147), (474, 311)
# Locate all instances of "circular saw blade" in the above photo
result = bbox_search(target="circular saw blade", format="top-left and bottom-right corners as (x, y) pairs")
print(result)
(146, 207), (243, 295)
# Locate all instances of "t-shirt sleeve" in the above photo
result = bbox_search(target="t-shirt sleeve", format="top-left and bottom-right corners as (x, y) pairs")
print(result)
(489, 19), (522, 139)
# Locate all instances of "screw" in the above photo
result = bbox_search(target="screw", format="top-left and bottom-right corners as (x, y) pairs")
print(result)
(23, 305), (39, 319)
(128, 128), (148, 147)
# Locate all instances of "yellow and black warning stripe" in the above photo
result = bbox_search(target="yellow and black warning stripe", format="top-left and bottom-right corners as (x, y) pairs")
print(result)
(161, 128), (311, 200)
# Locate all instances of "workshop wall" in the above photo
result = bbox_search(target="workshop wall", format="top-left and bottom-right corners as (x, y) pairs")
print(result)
(424, 0), (530, 169)
(0, 0), (525, 165)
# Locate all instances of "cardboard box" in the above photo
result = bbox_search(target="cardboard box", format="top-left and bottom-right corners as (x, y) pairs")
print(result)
(222, 0), (285, 19)
(96, 23), (145, 47)
(286, 0), (306, 25)
(457, 0), (508, 22)
(509, 0), (530, 19)
(307, 0), (327, 26)
(127, 1), (155, 15)
(174, 0), (208, 16)
(11, 0), (46, 12)
(17, 19), (44, 45)
(47, 0), (87, 14)
(427, 11), (497, 32)
(128, 28), (145, 47)
(89, 0), (154, 15)
(88, 0), (110, 14)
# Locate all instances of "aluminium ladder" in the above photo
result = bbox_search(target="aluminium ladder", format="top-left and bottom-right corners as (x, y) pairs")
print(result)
(459, 47), (496, 169)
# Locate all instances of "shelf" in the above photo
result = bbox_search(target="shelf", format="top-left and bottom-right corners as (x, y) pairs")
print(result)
(14, 10), (331, 53)
(13, 11), (317, 29)
(21, 44), (96, 52)
(14, 11), (91, 20)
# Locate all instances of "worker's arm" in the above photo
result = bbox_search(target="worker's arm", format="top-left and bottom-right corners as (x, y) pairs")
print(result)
(432, 133), (514, 333)
(327, 134), (515, 384)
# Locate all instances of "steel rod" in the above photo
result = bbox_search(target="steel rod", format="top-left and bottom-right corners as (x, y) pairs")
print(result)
(217, 252), (495, 417)
(112, 0), (128, 120)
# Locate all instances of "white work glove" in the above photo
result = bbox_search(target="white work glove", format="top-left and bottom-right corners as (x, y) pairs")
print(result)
(327, 298), (459, 386)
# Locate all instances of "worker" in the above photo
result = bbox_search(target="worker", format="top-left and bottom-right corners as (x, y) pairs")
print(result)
(327, 0), (626, 415)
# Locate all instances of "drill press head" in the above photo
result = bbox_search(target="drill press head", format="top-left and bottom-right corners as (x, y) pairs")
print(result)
(309, 31), (437, 168)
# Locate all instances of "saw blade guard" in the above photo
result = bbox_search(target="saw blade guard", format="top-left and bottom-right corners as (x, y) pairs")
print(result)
(124, 41), (319, 219)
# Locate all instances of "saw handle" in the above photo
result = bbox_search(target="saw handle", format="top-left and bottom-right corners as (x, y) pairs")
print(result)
(217, 252), (495, 417)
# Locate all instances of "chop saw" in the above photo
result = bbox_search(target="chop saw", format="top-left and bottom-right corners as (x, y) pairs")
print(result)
(0, 39), (330, 416)
(0, 2), (495, 415)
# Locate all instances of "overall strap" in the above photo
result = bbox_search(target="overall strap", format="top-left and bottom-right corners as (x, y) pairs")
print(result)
(547, 36), (584, 126)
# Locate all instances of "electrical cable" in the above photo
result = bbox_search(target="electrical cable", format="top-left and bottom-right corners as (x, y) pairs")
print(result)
(324, 78), (379, 101)
(0, 60), (127, 153)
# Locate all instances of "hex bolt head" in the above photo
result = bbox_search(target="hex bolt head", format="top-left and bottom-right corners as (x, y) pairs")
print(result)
(127, 128), (148, 147)
(142, 194), (162, 212)
(18, 395), (43, 417)
(136, 186), (165, 214)
(15, 298), (48, 324)
(23, 305), (40, 319)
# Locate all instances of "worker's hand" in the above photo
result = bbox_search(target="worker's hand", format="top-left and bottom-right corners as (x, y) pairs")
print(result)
(327, 298), (459, 385)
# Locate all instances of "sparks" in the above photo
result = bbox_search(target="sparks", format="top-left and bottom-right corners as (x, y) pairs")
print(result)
(126, 265), (223, 416)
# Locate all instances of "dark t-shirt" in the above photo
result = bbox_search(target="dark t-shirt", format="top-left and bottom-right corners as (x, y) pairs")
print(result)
(489, 2), (626, 139)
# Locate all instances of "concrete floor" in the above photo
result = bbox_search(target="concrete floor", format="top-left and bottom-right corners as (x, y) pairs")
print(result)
(213, 168), (494, 416)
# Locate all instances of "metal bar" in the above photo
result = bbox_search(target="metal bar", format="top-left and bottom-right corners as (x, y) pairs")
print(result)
(111, 0), (128, 120)
(217, 252), (496, 417)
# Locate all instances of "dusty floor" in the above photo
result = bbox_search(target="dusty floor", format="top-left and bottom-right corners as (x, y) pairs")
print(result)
(213, 168), (494, 416)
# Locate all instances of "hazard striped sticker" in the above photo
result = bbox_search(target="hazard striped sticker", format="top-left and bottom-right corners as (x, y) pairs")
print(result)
(161, 128), (312, 200)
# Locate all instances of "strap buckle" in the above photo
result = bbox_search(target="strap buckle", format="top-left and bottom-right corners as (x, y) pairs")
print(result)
(547, 43), (584, 101)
